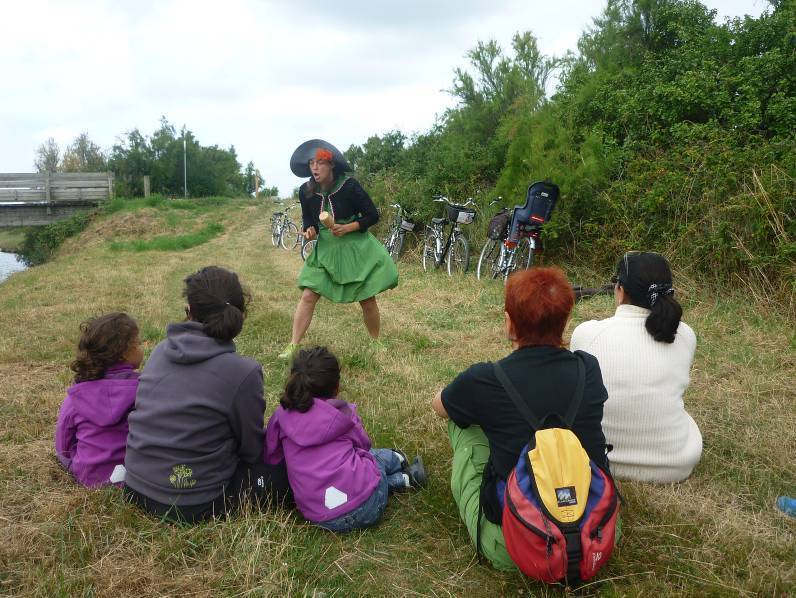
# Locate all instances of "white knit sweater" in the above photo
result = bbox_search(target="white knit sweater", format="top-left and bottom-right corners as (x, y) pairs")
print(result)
(570, 304), (702, 483)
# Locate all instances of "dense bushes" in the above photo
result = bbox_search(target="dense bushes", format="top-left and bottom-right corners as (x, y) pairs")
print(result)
(18, 211), (92, 266)
(348, 0), (794, 297)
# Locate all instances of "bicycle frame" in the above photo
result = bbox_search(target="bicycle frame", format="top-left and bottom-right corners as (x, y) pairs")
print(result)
(432, 221), (461, 269)
(426, 196), (473, 269)
(497, 230), (538, 277)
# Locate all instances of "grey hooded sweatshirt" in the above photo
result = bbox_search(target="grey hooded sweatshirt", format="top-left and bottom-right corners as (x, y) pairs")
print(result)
(124, 321), (265, 505)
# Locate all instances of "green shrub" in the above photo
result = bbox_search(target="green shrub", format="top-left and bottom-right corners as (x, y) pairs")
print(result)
(17, 211), (93, 266)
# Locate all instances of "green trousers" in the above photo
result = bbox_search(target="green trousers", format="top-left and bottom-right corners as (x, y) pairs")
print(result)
(448, 421), (517, 571)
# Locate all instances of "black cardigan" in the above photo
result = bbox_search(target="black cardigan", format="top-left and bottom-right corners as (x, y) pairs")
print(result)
(298, 177), (379, 233)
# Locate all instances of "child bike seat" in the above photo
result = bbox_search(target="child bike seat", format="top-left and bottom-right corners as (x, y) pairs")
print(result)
(508, 181), (559, 242)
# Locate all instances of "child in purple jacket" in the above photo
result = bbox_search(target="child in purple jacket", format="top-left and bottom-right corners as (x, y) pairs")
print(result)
(264, 346), (426, 532)
(55, 312), (143, 487)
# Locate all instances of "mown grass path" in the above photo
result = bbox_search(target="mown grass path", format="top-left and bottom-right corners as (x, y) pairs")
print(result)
(0, 200), (793, 596)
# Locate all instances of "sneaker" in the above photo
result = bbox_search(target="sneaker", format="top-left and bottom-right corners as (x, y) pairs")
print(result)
(391, 448), (408, 469)
(277, 343), (298, 361)
(406, 456), (427, 488)
(775, 496), (796, 519)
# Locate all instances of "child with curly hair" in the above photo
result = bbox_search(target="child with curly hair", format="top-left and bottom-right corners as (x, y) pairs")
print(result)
(55, 312), (142, 487)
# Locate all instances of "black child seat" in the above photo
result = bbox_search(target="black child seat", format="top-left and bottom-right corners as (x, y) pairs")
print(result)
(507, 181), (559, 243)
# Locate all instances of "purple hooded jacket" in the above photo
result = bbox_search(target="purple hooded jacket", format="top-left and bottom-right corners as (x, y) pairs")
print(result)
(264, 398), (381, 523)
(55, 363), (139, 487)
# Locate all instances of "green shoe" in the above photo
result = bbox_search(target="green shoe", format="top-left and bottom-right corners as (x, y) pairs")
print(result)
(278, 343), (298, 361)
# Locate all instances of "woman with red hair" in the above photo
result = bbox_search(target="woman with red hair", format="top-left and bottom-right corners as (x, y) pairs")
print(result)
(279, 140), (398, 360)
(432, 267), (609, 570)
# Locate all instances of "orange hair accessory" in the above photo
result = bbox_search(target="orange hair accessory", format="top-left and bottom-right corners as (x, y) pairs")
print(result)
(315, 148), (333, 162)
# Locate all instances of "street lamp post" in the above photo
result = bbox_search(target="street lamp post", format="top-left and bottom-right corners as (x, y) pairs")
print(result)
(183, 135), (188, 199)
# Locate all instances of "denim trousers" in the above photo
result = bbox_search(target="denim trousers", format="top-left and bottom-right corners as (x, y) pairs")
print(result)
(317, 448), (404, 533)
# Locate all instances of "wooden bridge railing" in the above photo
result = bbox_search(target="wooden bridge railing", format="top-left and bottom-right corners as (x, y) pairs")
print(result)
(0, 172), (113, 204)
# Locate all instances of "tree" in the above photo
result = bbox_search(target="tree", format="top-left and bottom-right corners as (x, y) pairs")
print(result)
(109, 128), (153, 197)
(61, 133), (107, 172)
(357, 131), (406, 174)
(34, 138), (60, 173)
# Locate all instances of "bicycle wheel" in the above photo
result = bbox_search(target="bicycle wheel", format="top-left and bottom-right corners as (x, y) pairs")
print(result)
(301, 239), (317, 261)
(422, 229), (441, 272)
(476, 239), (499, 280)
(281, 222), (299, 250)
(503, 238), (534, 283)
(270, 221), (281, 246)
(447, 235), (470, 276)
(514, 236), (534, 270)
(384, 228), (400, 261)
(390, 230), (405, 261)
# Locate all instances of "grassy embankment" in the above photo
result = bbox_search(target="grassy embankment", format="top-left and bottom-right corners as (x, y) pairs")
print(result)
(0, 198), (793, 596)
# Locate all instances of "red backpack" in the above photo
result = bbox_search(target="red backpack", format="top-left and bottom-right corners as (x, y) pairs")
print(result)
(494, 356), (620, 586)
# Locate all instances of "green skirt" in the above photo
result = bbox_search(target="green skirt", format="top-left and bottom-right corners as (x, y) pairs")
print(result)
(298, 226), (398, 303)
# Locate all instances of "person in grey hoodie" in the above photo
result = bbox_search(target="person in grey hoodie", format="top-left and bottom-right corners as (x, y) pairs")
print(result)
(124, 266), (289, 522)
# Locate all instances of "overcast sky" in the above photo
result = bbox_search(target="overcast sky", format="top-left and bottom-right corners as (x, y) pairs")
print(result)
(0, 0), (769, 196)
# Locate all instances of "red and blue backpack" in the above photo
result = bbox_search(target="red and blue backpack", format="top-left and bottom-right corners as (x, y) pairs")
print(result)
(494, 355), (620, 586)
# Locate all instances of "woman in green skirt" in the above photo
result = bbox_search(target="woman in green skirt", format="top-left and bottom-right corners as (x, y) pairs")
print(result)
(279, 140), (398, 360)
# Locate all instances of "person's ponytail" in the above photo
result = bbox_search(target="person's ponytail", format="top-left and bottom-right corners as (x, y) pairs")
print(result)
(183, 266), (250, 343)
(617, 252), (683, 344)
(280, 347), (340, 413)
(281, 369), (315, 413)
(645, 294), (683, 343)
(201, 303), (245, 343)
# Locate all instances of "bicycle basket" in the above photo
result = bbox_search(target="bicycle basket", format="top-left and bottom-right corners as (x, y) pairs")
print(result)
(446, 204), (476, 225)
(400, 218), (416, 232)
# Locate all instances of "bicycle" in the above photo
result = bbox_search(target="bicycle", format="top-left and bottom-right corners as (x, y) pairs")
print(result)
(300, 236), (316, 261)
(421, 196), (476, 276)
(270, 203), (300, 250)
(382, 202), (415, 261)
(476, 181), (559, 282)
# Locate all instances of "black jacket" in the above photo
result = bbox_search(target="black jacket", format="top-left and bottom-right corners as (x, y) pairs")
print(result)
(299, 176), (379, 233)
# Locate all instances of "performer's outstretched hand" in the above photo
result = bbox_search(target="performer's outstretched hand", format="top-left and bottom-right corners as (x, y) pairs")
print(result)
(303, 226), (317, 241)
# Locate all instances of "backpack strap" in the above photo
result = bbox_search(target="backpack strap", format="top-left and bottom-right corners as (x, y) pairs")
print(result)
(563, 352), (587, 428)
(493, 352), (586, 431)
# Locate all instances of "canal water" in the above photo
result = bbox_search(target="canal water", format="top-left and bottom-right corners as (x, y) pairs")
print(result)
(0, 251), (26, 284)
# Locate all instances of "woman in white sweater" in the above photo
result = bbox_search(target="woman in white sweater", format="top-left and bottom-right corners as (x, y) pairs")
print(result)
(571, 252), (702, 483)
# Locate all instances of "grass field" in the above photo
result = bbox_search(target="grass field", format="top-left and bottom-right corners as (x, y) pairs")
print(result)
(0, 199), (793, 596)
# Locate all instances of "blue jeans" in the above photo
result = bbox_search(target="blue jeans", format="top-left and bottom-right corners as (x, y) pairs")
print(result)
(317, 448), (404, 533)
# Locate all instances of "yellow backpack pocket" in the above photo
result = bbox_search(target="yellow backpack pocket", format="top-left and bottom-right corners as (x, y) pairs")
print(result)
(528, 427), (592, 523)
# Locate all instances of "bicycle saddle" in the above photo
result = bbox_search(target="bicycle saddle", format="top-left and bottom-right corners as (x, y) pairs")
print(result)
(432, 217), (446, 225)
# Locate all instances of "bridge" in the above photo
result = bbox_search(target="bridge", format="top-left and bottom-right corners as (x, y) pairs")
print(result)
(0, 172), (113, 227)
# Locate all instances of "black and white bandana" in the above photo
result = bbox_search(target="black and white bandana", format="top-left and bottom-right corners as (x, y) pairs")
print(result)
(647, 283), (674, 307)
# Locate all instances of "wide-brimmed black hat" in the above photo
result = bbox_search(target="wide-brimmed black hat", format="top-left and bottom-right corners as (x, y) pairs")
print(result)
(289, 139), (351, 178)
